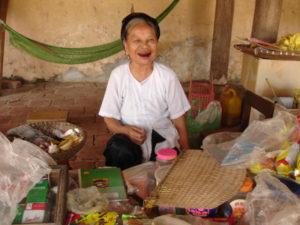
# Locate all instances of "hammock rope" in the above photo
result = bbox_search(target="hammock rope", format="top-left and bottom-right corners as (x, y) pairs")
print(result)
(0, 0), (179, 64)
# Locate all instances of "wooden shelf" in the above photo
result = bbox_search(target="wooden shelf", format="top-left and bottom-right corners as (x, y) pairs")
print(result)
(234, 44), (300, 61)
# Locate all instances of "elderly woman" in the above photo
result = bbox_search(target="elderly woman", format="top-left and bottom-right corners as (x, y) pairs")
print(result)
(99, 12), (190, 170)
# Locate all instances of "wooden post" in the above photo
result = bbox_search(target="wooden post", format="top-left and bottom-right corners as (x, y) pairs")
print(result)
(0, 0), (9, 96)
(251, 0), (282, 43)
(210, 0), (234, 80)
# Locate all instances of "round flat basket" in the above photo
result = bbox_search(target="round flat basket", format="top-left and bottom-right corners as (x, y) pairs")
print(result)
(28, 121), (87, 163)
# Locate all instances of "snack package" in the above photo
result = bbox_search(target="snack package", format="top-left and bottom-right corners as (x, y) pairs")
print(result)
(249, 157), (276, 174)
(186, 207), (218, 217)
(121, 214), (152, 225)
(65, 211), (118, 225)
(275, 140), (299, 176)
(294, 151), (300, 183)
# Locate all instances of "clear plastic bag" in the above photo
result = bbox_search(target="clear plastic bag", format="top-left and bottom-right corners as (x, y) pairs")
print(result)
(201, 131), (241, 163)
(238, 172), (300, 225)
(67, 186), (109, 215)
(186, 100), (222, 149)
(122, 162), (156, 200)
(0, 133), (53, 225)
(221, 111), (298, 168)
(194, 101), (222, 128)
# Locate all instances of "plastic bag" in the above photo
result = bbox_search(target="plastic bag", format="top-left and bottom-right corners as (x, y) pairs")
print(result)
(221, 111), (298, 168)
(201, 131), (241, 163)
(67, 186), (109, 215)
(0, 132), (52, 225)
(238, 172), (300, 225)
(186, 100), (222, 149)
(122, 162), (156, 200)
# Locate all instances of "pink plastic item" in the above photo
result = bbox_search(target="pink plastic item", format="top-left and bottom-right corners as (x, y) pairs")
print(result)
(157, 148), (177, 160)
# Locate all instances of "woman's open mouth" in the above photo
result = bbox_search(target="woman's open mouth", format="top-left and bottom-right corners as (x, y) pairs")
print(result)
(138, 52), (151, 58)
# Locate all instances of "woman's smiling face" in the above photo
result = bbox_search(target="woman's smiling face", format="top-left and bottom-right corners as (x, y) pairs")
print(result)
(123, 22), (158, 66)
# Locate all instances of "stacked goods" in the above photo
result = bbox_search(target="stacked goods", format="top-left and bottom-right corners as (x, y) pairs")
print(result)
(7, 125), (83, 154)
(6, 122), (86, 163)
(249, 115), (300, 183)
(276, 32), (300, 51)
(13, 176), (54, 224)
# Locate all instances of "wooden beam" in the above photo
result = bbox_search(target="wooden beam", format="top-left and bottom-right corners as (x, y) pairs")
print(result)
(251, 0), (282, 43)
(210, 0), (234, 80)
(0, 0), (9, 96)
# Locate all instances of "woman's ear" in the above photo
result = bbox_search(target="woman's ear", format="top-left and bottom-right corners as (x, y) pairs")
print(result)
(123, 40), (128, 56)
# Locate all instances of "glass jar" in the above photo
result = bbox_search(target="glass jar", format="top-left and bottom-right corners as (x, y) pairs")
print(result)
(156, 148), (177, 169)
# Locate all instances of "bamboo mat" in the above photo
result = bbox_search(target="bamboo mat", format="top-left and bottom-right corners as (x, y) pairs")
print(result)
(144, 150), (246, 209)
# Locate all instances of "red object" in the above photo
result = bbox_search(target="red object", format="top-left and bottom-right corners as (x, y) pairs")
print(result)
(188, 74), (214, 118)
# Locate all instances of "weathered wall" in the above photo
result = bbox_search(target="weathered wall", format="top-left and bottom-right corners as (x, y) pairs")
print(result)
(2, 0), (300, 83)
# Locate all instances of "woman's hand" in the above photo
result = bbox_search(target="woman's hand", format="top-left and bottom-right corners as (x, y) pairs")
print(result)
(126, 126), (147, 145)
(103, 117), (146, 145)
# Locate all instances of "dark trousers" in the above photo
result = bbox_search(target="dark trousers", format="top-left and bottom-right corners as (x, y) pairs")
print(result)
(104, 130), (166, 170)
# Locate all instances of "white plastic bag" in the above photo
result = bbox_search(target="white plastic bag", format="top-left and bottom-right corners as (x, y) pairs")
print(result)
(0, 132), (53, 225)
(194, 101), (222, 127)
(238, 172), (300, 225)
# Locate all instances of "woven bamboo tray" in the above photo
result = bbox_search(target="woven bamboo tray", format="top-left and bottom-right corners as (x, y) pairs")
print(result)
(234, 44), (300, 61)
(144, 150), (246, 210)
(28, 121), (87, 163)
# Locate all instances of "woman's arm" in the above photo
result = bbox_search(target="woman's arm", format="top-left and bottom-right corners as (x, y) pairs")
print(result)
(171, 115), (190, 150)
(104, 117), (147, 145)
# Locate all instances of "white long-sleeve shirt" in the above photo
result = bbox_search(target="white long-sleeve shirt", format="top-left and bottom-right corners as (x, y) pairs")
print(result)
(99, 61), (190, 160)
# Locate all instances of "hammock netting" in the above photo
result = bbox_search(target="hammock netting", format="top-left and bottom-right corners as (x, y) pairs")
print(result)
(0, 0), (179, 65)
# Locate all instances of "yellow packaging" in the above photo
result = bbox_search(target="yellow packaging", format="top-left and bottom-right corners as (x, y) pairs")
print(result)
(275, 141), (299, 176)
(249, 157), (276, 174)
(295, 153), (300, 183)
(220, 87), (242, 126)
(69, 212), (118, 225)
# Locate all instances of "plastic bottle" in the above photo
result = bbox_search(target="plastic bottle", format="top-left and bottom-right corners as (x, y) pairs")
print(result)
(219, 86), (242, 126)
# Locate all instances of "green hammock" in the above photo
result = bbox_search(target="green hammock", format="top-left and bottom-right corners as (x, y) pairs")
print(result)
(0, 0), (179, 65)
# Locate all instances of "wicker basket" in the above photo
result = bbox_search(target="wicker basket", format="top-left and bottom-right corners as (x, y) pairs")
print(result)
(188, 74), (214, 118)
(28, 121), (87, 163)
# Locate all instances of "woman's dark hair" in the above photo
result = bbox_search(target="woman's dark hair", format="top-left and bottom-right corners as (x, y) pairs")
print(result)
(121, 12), (160, 41)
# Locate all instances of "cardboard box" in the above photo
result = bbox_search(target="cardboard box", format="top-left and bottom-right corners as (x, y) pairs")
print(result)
(26, 179), (49, 203)
(13, 165), (68, 225)
(27, 111), (69, 123)
(21, 179), (49, 223)
(22, 203), (47, 223)
(13, 204), (25, 224)
(79, 168), (127, 201)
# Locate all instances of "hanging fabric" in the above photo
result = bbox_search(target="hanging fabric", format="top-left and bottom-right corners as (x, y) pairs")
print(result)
(0, 0), (179, 64)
